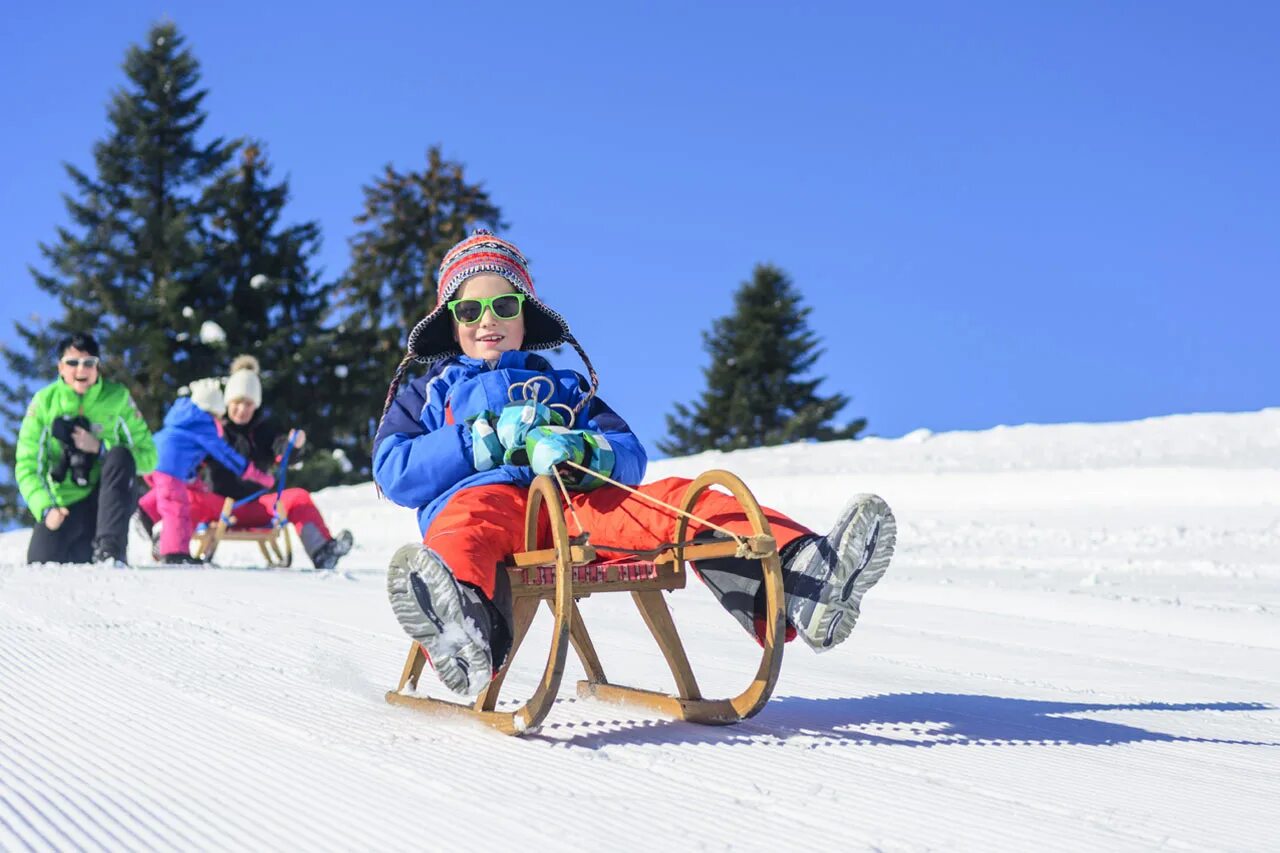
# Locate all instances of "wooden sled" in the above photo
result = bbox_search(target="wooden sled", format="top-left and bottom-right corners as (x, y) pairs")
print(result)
(193, 496), (293, 568)
(192, 429), (300, 568)
(385, 470), (785, 736)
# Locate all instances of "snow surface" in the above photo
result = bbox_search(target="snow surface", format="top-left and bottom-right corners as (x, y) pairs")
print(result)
(2, 409), (1279, 850)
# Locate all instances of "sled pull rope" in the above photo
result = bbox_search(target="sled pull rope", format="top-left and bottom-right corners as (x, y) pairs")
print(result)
(557, 460), (747, 550)
(550, 467), (587, 537)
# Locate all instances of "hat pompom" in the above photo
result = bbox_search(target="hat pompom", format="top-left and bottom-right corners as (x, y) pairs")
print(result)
(229, 354), (260, 374)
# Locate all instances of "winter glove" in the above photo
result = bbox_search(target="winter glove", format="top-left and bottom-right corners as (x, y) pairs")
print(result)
(243, 463), (274, 489)
(467, 411), (504, 472)
(524, 426), (582, 476)
(496, 399), (567, 465)
(524, 427), (615, 490)
(271, 430), (308, 462)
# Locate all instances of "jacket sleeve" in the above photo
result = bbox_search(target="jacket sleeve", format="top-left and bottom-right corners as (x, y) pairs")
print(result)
(15, 398), (56, 522)
(373, 376), (477, 509)
(191, 428), (249, 477)
(104, 389), (157, 474)
(581, 392), (647, 486)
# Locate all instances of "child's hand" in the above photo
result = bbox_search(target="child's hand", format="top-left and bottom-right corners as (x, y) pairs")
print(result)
(44, 507), (70, 530)
(467, 412), (503, 472)
(524, 426), (587, 476)
(243, 463), (274, 488)
(71, 425), (102, 454)
(523, 429), (616, 489)
(496, 400), (566, 464)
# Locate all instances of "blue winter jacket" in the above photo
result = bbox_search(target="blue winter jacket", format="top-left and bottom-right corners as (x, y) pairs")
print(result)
(373, 351), (647, 536)
(154, 398), (249, 481)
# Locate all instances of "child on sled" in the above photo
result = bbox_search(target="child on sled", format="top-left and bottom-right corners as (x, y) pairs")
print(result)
(374, 231), (897, 696)
(144, 378), (270, 564)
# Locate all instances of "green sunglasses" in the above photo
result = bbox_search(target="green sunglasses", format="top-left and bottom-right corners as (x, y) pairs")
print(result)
(447, 293), (527, 325)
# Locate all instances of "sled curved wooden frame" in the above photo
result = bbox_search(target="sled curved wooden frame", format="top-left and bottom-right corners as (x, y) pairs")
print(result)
(193, 497), (293, 568)
(385, 470), (786, 736)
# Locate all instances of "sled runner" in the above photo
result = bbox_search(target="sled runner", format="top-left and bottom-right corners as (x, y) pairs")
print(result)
(193, 430), (299, 568)
(385, 469), (785, 736)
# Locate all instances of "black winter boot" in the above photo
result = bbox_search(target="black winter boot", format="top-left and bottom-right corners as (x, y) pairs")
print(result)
(309, 528), (353, 570)
(161, 553), (205, 566)
(91, 537), (127, 567)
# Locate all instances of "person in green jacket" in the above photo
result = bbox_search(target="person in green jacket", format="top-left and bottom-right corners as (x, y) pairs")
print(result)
(15, 332), (157, 565)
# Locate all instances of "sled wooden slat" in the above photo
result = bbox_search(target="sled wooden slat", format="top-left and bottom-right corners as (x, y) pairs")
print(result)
(627, 588), (702, 700)
(566, 599), (608, 685)
(385, 469), (785, 735)
(194, 496), (293, 568)
(507, 545), (596, 569)
(508, 559), (687, 598)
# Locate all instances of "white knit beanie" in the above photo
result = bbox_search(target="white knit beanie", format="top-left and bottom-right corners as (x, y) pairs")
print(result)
(224, 354), (263, 406)
(188, 378), (226, 416)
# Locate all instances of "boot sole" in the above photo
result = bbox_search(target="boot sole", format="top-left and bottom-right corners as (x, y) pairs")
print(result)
(799, 495), (897, 651)
(386, 544), (492, 697)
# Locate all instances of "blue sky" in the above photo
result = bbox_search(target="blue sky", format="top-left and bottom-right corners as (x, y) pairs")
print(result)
(2, 1), (1277, 454)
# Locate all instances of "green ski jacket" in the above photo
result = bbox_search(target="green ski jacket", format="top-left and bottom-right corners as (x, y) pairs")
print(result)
(15, 378), (157, 522)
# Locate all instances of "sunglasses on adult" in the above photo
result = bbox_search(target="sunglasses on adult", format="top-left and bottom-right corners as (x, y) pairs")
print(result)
(447, 293), (526, 325)
(62, 357), (100, 368)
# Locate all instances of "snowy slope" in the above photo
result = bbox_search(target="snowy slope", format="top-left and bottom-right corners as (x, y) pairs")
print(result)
(2, 410), (1278, 851)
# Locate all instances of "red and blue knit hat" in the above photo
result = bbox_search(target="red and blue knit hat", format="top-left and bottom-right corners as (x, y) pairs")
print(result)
(406, 230), (571, 364)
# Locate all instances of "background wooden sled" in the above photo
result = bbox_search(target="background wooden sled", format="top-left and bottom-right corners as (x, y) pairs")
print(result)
(192, 430), (300, 568)
(193, 495), (293, 567)
(385, 470), (786, 736)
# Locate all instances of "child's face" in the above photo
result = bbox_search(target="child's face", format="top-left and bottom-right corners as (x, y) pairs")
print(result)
(451, 274), (526, 360)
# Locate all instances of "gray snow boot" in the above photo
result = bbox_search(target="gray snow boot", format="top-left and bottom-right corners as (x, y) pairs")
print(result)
(783, 494), (897, 651)
(386, 544), (495, 697)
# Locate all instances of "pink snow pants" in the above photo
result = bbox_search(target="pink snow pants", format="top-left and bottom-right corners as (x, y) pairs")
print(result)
(139, 480), (330, 543)
(145, 471), (195, 556)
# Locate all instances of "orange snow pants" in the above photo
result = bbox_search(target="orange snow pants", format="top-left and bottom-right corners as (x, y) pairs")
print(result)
(424, 476), (813, 641)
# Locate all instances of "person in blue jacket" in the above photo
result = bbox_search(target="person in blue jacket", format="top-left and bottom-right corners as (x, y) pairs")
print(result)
(375, 231), (898, 697)
(147, 378), (273, 564)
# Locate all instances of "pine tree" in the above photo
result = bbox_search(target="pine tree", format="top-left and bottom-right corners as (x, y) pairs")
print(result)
(658, 264), (865, 456)
(199, 142), (346, 491)
(0, 22), (233, 523)
(330, 147), (504, 473)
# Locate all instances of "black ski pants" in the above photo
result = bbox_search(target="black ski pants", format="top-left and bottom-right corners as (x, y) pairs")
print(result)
(26, 446), (138, 564)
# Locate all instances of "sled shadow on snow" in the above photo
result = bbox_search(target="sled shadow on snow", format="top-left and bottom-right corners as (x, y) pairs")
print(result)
(535, 693), (1279, 750)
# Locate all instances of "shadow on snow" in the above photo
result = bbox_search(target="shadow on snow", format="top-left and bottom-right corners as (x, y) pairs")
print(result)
(533, 693), (1279, 750)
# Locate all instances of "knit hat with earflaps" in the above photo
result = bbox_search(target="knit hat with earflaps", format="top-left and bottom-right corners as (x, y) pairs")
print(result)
(406, 231), (571, 363)
(380, 230), (600, 427)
